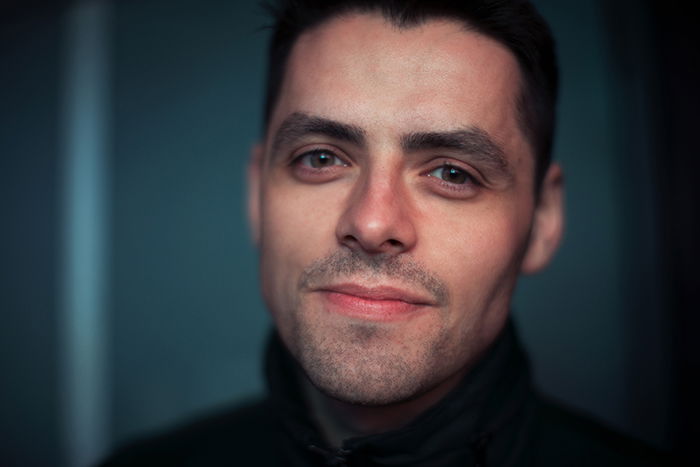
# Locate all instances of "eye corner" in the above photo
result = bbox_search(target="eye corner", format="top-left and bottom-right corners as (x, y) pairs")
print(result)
(426, 163), (477, 185)
(423, 161), (482, 198)
(291, 145), (351, 166)
(288, 145), (352, 183)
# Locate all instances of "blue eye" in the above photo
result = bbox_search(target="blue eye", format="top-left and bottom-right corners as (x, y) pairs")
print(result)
(298, 149), (348, 168)
(428, 164), (471, 184)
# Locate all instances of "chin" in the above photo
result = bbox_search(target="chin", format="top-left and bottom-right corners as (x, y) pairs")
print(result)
(293, 318), (454, 406)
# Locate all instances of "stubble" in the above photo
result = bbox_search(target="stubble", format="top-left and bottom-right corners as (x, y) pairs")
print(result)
(287, 249), (456, 406)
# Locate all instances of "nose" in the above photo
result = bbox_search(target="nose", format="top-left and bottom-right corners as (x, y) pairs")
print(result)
(336, 166), (417, 255)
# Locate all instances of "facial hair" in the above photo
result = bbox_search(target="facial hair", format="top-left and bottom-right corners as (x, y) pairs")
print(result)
(287, 249), (457, 406)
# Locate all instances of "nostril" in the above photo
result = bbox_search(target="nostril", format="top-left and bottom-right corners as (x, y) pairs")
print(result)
(340, 234), (402, 253)
(343, 235), (360, 246)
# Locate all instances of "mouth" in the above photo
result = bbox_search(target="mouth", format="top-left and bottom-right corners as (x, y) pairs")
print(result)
(314, 283), (436, 321)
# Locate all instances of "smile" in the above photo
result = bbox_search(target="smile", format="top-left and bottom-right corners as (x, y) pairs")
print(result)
(315, 283), (436, 321)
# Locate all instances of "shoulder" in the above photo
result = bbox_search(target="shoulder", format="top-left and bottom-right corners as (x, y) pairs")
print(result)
(98, 397), (281, 467)
(531, 396), (674, 467)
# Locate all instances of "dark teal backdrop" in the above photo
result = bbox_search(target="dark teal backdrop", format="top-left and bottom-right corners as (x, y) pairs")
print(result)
(2, 1), (684, 465)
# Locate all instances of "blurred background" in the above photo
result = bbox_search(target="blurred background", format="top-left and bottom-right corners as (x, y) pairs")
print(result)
(1, 0), (697, 465)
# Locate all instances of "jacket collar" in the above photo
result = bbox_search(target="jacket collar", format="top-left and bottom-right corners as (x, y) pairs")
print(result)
(265, 320), (537, 467)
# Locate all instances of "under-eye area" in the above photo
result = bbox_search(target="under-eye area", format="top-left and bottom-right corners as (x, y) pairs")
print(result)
(290, 146), (351, 182)
(423, 160), (481, 198)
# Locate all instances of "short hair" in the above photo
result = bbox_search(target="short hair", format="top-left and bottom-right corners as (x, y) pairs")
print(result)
(262, 0), (558, 189)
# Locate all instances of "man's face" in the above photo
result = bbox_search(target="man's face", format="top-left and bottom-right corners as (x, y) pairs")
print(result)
(250, 13), (561, 405)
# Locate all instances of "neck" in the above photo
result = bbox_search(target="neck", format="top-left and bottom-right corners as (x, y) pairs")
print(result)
(303, 367), (469, 447)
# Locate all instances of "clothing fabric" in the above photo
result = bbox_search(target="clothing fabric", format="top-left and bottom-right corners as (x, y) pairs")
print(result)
(99, 322), (669, 466)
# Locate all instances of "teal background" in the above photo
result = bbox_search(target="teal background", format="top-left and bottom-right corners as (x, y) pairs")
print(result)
(1, 1), (675, 465)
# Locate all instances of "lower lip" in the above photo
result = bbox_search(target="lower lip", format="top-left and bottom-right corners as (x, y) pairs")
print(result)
(319, 291), (425, 321)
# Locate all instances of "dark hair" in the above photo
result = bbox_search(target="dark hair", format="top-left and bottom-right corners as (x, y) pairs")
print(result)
(262, 0), (558, 188)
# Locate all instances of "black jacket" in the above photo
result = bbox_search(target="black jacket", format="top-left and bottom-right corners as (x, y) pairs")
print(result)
(100, 322), (670, 466)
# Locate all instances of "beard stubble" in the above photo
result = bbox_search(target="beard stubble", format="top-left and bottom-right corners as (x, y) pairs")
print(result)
(287, 249), (457, 406)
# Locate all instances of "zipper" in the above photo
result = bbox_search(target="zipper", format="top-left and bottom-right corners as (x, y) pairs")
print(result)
(307, 444), (352, 466)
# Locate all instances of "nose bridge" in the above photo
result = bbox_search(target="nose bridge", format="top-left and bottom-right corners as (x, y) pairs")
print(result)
(337, 158), (416, 253)
(357, 162), (399, 215)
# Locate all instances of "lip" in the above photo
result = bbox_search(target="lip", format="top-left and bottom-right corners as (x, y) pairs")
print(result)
(315, 283), (436, 321)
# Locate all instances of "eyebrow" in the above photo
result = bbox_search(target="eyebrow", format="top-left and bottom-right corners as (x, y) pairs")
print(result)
(271, 112), (366, 154)
(271, 112), (512, 182)
(401, 128), (512, 180)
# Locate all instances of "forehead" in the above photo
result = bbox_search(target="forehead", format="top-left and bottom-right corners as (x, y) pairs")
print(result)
(270, 12), (527, 160)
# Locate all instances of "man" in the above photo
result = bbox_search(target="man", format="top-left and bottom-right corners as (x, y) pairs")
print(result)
(102, 0), (668, 465)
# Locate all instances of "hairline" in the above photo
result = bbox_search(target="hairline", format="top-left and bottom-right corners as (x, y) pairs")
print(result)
(264, 8), (538, 167)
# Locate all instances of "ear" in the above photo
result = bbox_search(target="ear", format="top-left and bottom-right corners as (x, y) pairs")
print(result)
(247, 143), (264, 246)
(521, 163), (564, 274)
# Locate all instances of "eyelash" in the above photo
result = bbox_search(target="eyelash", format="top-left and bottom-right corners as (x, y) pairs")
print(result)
(424, 161), (481, 193)
(289, 149), (480, 196)
(294, 148), (348, 167)
(289, 147), (350, 180)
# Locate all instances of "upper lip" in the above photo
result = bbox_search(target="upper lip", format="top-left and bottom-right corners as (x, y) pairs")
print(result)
(317, 283), (437, 306)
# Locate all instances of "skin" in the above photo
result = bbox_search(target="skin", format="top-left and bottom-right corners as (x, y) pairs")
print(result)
(248, 13), (563, 438)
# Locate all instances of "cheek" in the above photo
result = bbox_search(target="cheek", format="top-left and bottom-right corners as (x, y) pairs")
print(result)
(423, 200), (532, 306)
(258, 183), (343, 302)
(260, 183), (343, 251)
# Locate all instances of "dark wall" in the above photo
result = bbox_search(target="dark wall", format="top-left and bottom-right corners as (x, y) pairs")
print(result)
(516, 0), (673, 448)
(0, 7), (63, 467)
(110, 0), (269, 441)
(649, 0), (700, 457)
